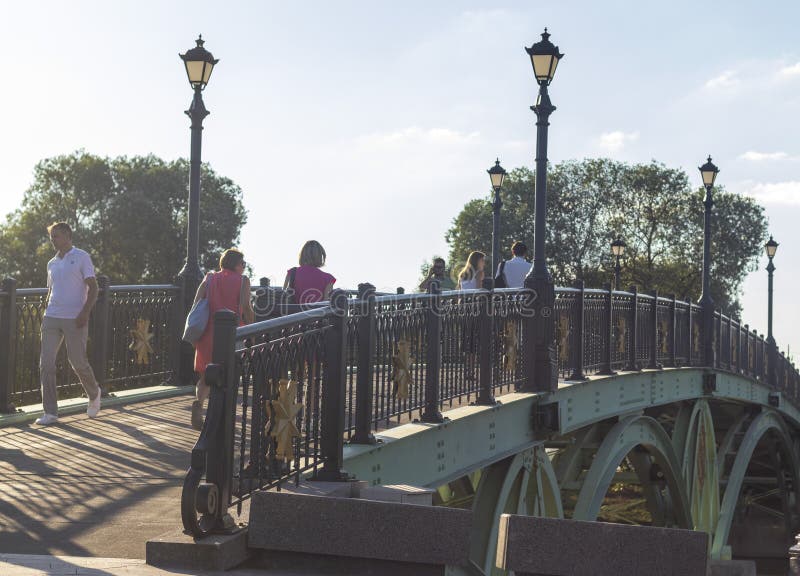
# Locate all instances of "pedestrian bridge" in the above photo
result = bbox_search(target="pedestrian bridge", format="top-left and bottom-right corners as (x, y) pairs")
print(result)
(182, 284), (800, 574)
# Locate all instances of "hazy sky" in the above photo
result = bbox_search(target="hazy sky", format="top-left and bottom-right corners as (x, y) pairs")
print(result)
(1, 1), (798, 357)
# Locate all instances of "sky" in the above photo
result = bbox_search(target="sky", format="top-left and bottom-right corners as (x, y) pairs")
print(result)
(1, 0), (798, 358)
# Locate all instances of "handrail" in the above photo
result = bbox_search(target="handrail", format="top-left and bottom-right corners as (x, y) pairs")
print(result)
(236, 305), (332, 341)
(15, 288), (48, 296)
(109, 284), (179, 291)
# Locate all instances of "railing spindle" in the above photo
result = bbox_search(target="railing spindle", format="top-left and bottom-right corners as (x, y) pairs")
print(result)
(598, 283), (615, 375)
(0, 278), (17, 413)
(670, 294), (677, 367)
(315, 290), (350, 481)
(649, 290), (660, 369)
(569, 279), (587, 380)
(477, 291), (496, 404)
(625, 286), (639, 371)
(422, 281), (444, 422)
(352, 283), (377, 444)
(90, 275), (110, 389)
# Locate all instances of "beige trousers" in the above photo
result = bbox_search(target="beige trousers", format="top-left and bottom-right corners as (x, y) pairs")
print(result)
(40, 316), (100, 416)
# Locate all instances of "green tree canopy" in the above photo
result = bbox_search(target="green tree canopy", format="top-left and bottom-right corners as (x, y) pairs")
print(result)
(0, 151), (247, 286)
(445, 158), (767, 317)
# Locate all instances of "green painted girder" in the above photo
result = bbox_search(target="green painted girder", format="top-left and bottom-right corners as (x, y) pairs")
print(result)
(343, 368), (800, 492)
(551, 368), (800, 435)
(343, 394), (539, 488)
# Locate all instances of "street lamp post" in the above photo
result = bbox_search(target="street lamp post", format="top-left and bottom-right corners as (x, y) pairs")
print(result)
(488, 159), (507, 289)
(177, 35), (218, 384)
(698, 156), (719, 368)
(522, 29), (563, 393)
(610, 237), (626, 291)
(765, 235), (779, 385)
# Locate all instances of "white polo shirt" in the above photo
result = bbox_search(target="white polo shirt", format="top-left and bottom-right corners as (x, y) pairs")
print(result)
(499, 256), (531, 288)
(45, 247), (96, 319)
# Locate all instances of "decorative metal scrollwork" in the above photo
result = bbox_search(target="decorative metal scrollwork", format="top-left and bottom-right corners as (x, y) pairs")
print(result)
(129, 318), (154, 364)
(392, 339), (413, 400)
(267, 379), (302, 462)
(557, 315), (570, 362)
(659, 320), (669, 354)
(503, 322), (518, 372)
(616, 316), (627, 353)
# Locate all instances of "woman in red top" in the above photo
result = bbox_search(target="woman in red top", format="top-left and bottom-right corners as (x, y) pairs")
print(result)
(190, 248), (255, 430)
(283, 240), (336, 305)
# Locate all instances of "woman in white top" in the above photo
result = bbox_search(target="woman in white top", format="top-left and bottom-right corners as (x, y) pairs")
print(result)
(457, 251), (486, 290)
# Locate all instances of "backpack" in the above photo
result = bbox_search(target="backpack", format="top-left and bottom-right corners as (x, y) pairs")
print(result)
(494, 260), (507, 289)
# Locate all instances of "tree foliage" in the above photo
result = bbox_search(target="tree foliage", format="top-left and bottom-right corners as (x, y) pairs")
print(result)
(446, 158), (767, 317)
(0, 151), (247, 286)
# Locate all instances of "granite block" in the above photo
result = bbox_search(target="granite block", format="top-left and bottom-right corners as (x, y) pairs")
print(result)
(249, 491), (471, 567)
(145, 526), (249, 571)
(496, 513), (708, 576)
(250, 549), (451, 575)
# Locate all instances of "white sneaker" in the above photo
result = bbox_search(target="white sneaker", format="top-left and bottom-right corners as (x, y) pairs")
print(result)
(35, 413), (59, 426)
(87, 387), (102, 418)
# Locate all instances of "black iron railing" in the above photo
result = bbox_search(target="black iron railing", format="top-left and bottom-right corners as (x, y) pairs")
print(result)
(0, 276), (183, 410)
(180, 281), (800, 536)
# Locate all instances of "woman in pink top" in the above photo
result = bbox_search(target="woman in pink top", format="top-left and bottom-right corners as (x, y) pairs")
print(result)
(190, 249), (255, 430)
(283, 240), (336, 305)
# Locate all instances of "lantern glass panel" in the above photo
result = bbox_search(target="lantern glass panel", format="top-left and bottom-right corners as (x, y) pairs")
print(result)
(532, 54), (556, 81)
(490, 172), (505, 189)
(185, 61), (206, 85)
(701, 169), (716, 187)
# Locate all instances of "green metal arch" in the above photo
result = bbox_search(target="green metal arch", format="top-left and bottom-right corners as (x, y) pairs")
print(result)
(681, 400), (720, 537)
(573, 414), (692, 528)
(470, 451), (527, 576)
(712, 409), (800, 557)
(468, 446), (563, 576)
(524, 445), (564, 518)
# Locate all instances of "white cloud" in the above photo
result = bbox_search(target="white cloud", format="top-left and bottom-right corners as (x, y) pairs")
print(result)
(778, 62), (800, 78)
(745, 181), (800, 205)
(739, 150), (790, 162)
(598, 130), (639, 153)
(704, 70), (739, 90)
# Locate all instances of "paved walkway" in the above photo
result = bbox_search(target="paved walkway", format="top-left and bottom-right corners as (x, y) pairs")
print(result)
(0, 554), (303, 575)
(0, 394), (217, 560)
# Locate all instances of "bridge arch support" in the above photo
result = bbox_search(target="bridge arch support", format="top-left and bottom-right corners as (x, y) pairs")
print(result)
(469, 445), (562, 576)
(712, 409), (800, 558)
(673, 399), (720, 537)
(573, 414), (692, 528)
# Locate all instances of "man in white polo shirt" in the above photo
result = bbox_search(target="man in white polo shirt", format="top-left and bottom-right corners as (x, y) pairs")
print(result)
(35, 222), (101, 425)
(496, 241), (531, 288)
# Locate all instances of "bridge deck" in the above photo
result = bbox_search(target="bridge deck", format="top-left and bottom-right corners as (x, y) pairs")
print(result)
(0, 396), (210, 560)
(0, 388), (490, 561)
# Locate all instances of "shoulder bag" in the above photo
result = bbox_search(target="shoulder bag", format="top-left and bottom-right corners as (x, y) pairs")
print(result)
(182, 273), (214, 344)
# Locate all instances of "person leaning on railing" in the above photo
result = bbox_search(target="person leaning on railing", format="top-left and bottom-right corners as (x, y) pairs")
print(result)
(419, 257), (456, 292)
(283, 240), (336, 306)
(457, 251), (486, 384)
(190, 248), (255, 430)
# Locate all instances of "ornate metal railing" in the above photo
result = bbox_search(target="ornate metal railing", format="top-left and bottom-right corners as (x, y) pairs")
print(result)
(180, 281), (799, 536)
(0, 276), (182, 410)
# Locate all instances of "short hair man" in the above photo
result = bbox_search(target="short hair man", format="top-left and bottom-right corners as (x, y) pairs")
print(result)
(419, 257), (456, 292)
(497, 241), (530, 288)
(35, 222), (102, 425)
